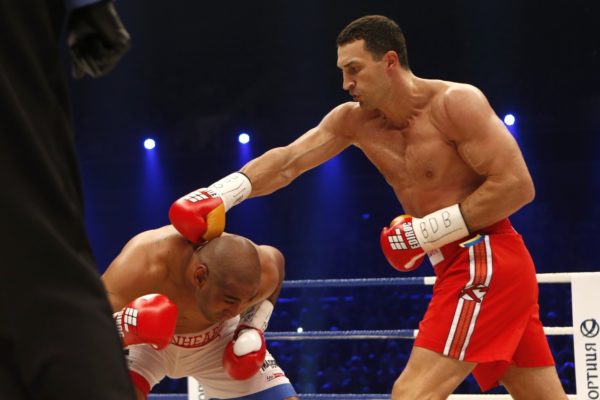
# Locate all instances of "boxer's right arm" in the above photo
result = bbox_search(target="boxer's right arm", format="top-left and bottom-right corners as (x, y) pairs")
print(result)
(114, 293), (177, 350)
(240, 103), (355, 197)
(102, 230), (169, 312)
(102, 230), (178, 349)
(169, 104), (355, 244)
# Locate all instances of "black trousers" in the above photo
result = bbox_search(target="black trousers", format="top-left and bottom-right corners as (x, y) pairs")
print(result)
(0, 1), (135, 398)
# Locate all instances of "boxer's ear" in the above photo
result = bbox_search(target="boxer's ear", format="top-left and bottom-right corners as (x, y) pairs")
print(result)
(194, 264), (209, 287)
(383, 50), (398, 69)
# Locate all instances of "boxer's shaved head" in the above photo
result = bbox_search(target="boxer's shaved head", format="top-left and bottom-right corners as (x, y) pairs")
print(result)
(192, 235), (262, 323)
(196, 235), (261, 287)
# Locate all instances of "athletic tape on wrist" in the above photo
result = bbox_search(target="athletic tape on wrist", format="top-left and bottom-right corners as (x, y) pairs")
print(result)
(113, 311), (124, 339)
(208, 172), (252, 211)
(239, 301), (274, 332)
(413, 204), (469, 252)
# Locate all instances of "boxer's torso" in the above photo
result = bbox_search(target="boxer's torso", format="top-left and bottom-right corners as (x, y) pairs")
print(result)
(342, 80), (485, 217)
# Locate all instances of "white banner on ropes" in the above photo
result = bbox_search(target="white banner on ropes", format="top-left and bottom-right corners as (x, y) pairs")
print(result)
(572, 272), (600, 400)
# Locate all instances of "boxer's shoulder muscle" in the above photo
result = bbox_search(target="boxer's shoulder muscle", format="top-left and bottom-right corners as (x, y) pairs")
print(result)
(255, 245), (284, 301)
(327, 101), (378, 138)
(102, 228), (176, 309)
(430, 82), (489, 139)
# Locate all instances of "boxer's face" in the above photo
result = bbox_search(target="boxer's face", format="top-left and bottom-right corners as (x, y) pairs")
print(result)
(337, 39), (389, 110)
(194, 269), (259, 323)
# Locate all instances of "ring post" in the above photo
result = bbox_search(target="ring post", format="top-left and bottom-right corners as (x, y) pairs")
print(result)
(187, 377), (203, 400)
(571, 272), (600, 400)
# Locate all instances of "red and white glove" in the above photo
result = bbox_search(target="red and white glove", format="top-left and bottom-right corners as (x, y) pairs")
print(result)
(380, 204), (469, 272)
(169, 172), (252, 245)
(113, 293), (178, 350)
(223, 301), (274, 380)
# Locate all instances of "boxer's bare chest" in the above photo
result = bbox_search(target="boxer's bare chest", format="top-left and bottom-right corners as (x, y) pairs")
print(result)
(353, 111), (479, 215)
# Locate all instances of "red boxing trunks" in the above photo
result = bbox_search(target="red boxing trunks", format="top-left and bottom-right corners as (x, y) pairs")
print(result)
(414, 219), (555, 391)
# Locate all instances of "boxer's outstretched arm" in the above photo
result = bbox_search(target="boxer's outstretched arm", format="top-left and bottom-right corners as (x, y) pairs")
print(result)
(169, 104), (355, 244)
(436, 84), (535, 231)
(241, 103), (355, 197)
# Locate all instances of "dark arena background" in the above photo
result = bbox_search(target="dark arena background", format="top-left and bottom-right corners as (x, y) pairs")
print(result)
(68, 0), (599, 397)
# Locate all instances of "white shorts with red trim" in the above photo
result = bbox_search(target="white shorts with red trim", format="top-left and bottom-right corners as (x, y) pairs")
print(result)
(126, 316), (295, 399)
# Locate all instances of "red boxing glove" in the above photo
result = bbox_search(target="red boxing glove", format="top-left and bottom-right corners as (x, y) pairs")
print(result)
(222, 327), (267, 380)
(169, 188), (226, 245)
(114, 294), (178, 350)
(169, 172), (252, 245)
(222, 301), (273, 380)
(380, 215), (426, 272)
(381, 204), (470, 272)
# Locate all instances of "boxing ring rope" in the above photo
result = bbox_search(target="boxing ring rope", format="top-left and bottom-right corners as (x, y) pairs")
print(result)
(150, 395), (576, 399)
(264, 326), (573, 341)
(281, 272), (575, 288)
(149, 272), (599, 400)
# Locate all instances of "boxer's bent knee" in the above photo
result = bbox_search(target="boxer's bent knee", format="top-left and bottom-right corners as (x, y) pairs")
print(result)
(500, 365), (567, 400)
(392, 373), (449, 400)
(391, 347), (474, 400)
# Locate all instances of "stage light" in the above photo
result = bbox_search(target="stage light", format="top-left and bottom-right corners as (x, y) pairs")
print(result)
(144, 138), (156, 150)
(503, 114), (516, 126)
(238, 132), (250, 144)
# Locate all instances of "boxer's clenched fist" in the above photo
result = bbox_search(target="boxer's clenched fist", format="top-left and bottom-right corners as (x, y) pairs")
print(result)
(381, 204), (470, 272)
(169, 172), (252, 244)
(114, 294), (178, 350)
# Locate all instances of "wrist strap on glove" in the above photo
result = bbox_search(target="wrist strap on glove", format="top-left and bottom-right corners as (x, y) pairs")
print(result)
(209, 172), (252, 211)
(238, 300), (274, 332)
(413, 204), (469, 252)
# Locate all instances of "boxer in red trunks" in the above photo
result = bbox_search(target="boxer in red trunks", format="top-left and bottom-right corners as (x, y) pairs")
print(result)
(413, 219), (555, 392)
(167, 15), (567, 399)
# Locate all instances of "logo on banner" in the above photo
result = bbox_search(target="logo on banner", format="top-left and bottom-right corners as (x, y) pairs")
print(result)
(580, 318), (600, 338)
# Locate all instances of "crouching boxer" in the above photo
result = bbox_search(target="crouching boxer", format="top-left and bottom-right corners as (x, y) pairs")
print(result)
(102, 225), (298, 400)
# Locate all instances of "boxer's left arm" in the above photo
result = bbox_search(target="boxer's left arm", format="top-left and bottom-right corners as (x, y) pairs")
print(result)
(434, 84), (535, 232)
(381, 86), (533, 271)
(237, 244), (284, 331)
(222, 244), (284, 380)
(255, 244), (285, 305)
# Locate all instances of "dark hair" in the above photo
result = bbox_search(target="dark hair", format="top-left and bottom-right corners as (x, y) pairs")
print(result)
(336, 15), (409, 69)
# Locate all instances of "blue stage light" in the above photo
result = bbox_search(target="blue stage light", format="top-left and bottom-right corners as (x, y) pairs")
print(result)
(144, 138), (156, 150)
(503, 114), (516, 126)
(238, 133), (250, 144)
